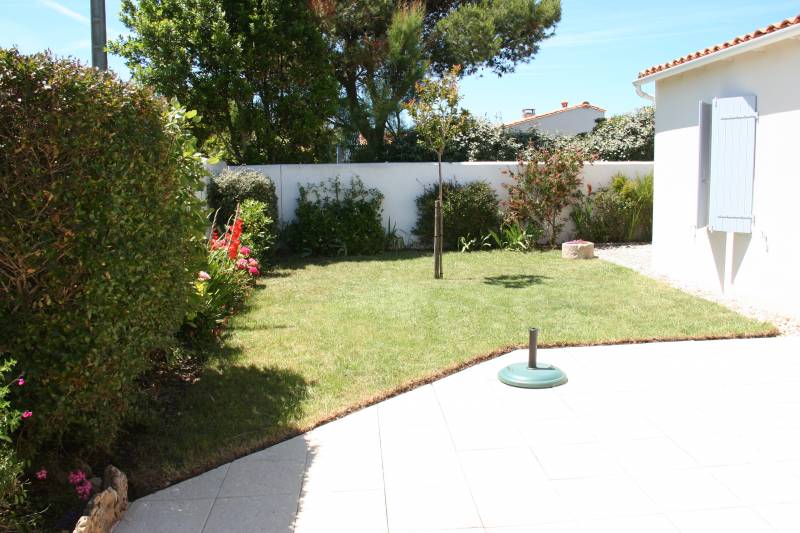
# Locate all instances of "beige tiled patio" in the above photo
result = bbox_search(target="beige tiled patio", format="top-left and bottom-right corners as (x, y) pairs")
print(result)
(114, 336), (800, 533)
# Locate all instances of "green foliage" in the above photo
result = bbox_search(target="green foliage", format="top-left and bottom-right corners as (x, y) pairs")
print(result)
(504, 148), (586, 247)
(285, 177), (386, 256)
(111, 0), (338, 164)
(559, 107), (654, 161)
(406, 67), (466, 161)
(0, 50), (207, 455)
(571, 174), (654, 243)
(413, 181), (502, 249)
(485, 222), (543, 252)
(208, 168), (278, 233)
(324, 0), (561, 154)
(0, 359), (33, 531)
(183, 249), (252, 344)
(239, 199), (276, 263)
(351, 112), (552, 163)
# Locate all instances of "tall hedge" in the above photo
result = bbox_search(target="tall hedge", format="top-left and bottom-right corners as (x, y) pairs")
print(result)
(0, 50), (207, 454)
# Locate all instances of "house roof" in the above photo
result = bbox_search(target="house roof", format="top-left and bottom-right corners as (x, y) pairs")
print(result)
(505, 102), (606, 127)
(638, 14), (800, 79)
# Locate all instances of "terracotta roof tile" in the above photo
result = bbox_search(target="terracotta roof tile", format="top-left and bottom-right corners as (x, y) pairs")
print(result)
(638, 14), (800, 79)
(505, 102), (606, 127)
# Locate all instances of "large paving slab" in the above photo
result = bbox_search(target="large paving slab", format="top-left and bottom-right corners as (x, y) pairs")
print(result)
(114, 336), (800, 532)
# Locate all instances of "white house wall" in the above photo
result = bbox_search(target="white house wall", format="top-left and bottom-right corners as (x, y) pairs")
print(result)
(213, 161), (652, 246)
(652, 37), (800, 317)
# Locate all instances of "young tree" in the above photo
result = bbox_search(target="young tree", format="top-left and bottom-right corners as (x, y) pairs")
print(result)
(504, 148), (587, 247)
(111, 0), (339, 164)
(318, 0), (562, 156)
(406, 67), (466, 279)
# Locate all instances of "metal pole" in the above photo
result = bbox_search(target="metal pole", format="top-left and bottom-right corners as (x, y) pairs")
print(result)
(528, 328), (538, 369)
(90, 0), (108, 70)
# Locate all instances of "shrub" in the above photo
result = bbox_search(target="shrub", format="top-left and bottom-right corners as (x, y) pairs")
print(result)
(0, 359), (35, 531)
(285, 177), (385, 256)
(504, 148), (587, 247)
(0, 50), (207, 455)
(555, 107), (654, 161)
(239, 199), (276, 262)
(571, 174), (654, 243)
(208, 167), (278, 232)
(413, 181), (502, 249)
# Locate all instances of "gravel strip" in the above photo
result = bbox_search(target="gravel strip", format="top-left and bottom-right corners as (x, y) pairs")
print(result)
(594, 243), (800, 336)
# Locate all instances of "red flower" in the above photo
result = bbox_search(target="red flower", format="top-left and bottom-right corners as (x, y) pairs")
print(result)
(228, 218), (244, 260)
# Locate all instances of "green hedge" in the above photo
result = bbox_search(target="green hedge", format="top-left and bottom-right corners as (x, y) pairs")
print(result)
(285, 177), (385, 256)
(412, 181), (502, 249)
(0, 50), (207, 455)
(208, 167), (278, 234)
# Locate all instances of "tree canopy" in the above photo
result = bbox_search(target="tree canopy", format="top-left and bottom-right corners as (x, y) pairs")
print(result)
(321, 0), (562, 155)
(111, 0), (339, 164)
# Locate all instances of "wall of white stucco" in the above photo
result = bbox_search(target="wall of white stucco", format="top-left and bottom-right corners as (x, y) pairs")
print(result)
(652, 37), (800, 317)
(211, 161), (652, 245)
(507, 107), (605, 136)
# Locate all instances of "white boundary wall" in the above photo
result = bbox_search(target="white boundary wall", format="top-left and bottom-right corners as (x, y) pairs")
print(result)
(209, 161), (653, 244)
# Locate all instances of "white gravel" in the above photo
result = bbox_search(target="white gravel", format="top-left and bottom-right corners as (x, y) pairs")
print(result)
(594, 243), (800, 336)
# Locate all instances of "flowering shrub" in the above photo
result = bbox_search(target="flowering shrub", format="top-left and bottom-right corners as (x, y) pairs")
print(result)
(504, 148), (588, 247)
(239, 199), (275, 262)
(0, 359), (38, 530)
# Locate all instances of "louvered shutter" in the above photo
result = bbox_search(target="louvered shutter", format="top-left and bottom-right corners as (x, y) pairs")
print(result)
(697, 101), (712, 227)
(708, 95), (757, 233)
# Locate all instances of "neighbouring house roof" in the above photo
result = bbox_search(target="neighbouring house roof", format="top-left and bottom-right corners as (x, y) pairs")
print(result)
(638, 14), (800, 80)
(505, 102), (606, 128)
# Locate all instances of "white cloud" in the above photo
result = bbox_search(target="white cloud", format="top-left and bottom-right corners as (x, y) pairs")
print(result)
(39, 0), (89, 25)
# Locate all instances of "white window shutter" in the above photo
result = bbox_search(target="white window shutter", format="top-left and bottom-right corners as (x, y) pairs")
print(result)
(697, 101), (712, 228)
(708, 95), (757, 233)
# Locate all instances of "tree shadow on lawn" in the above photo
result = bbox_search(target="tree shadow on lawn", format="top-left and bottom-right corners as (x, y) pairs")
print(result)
(119, 360), (310, 498)
(483, 274), (550, 289)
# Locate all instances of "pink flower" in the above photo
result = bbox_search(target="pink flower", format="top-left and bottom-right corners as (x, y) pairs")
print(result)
(76, 479), (93, 500)
(236, 258), (248, 270)
(35, 468), (47, 480)
(248, 258), (258, 266)
(198, 271), (211, 281)
(21, 410), (32, 419)
(17, 378), (24, 386)
(240, 246), (251, 257)
(68, 470), (87, 485)
(248, 266), (260, 276)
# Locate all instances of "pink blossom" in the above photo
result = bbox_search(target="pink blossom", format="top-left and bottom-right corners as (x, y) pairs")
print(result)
(236, 258), (248, 270)
(21, 410), (32, 419)
(17, 378), (24, 386)
(248, 258), (258, 266)
(68, 470), (87, 485)
(197, 271), (211, 281)
(76, 479), (93, 500)
(35, 468), (47, 480)
(240, 246), (251, 257)
(248, 266), (260, 276)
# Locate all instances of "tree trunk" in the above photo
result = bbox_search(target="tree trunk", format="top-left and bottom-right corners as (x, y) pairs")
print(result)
(435, 152), (444, 279)
(433, 199), (442, 279)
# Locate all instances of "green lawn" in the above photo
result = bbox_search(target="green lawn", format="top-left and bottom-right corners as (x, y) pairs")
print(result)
(119, 250), (775, 494)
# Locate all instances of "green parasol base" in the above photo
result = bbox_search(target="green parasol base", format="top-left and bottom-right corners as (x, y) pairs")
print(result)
(498, 362), (568, 389)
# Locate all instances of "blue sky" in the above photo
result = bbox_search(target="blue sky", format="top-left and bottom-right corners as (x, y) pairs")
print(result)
(2, 0), (798, 122)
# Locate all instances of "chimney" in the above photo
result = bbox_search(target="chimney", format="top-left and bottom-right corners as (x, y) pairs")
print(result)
(561, 101), (568, 108)
(522, 108), (535, 118)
